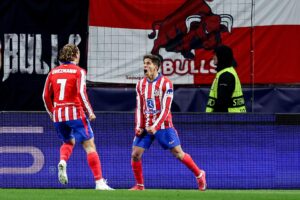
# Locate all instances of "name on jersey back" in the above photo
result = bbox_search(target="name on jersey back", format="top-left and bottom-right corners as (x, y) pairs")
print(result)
(52, 69), (77, 74)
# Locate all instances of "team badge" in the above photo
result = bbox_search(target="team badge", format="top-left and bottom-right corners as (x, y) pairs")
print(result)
(154, 89), (160, 97)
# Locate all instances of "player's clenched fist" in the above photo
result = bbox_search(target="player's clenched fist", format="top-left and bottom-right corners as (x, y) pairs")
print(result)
(89, 113), (96, 121)
(146, 126), (157, 135)
(135, 128), (144, 137)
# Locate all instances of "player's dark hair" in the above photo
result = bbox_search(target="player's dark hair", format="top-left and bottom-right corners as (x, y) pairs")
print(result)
(59, 44), (79, 63)
(143, 54), (161, 69)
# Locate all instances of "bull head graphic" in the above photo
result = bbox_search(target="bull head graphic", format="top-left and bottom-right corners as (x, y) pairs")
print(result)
(148, 0), (233, 59)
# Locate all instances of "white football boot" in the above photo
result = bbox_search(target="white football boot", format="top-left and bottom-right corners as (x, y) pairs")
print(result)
(58, 160), (68, 185)
(95, 178), (114, 190)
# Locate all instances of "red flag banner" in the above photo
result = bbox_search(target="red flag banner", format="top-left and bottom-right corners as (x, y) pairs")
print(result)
(88, 0), (300, 84)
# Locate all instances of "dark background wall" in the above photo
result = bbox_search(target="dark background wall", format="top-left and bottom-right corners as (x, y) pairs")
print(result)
(0, 0), (89, 111)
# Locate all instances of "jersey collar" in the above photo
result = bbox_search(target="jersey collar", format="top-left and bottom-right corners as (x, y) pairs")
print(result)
(62, 61), (77, 65)
(147, 73), (161, 83)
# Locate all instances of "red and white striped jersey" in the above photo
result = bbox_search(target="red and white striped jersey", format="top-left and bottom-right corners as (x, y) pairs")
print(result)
(42, 63), (94, 122)
(135, 74), (174, 131)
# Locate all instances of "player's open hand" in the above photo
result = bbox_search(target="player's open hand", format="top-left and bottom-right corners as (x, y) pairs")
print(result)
(146, 126), (157, 135)
(89, 113), (96, 121)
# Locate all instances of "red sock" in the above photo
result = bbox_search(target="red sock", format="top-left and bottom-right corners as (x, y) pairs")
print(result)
(87, 152), (103, 181)
(131, 160), (144, 185)
(60, 143), (74, 161)
(181, 153), (201, 177)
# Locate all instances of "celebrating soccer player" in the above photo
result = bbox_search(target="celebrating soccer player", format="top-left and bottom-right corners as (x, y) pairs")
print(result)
(130, 54), (207, 191)
(42, 44), (113, 190)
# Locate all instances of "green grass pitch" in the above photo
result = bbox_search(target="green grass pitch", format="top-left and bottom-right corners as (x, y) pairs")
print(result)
(1, 189), (300, 200)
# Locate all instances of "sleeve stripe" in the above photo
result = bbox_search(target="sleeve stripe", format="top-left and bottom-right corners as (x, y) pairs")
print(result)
(80, 70), (93, 115)
(42, 72), (53, 117)
(153, 80), (173, 128)
(135, 80), (145, 129)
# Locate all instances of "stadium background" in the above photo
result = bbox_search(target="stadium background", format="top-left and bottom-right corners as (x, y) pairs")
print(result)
(0, 0), (300, 189)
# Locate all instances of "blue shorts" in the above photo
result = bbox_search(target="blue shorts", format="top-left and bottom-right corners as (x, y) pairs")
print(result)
(54, 118), (94, 143)
(133, 128), (181, 150)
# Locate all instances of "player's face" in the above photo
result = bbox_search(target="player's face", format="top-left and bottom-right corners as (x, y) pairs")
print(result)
(143, 58), (158, 80)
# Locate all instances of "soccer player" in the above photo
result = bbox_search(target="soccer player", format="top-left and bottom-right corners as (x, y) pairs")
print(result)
(130, 54), (207, 191)
(42, 44), (113, 190)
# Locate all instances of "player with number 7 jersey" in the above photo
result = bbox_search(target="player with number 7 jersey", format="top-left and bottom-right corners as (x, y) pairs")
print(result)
(43, 58), (92, 122)
(42, 44), (113, 190)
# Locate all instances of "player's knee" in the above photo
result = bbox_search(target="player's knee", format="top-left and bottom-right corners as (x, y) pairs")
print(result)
(131, 152), (142, 161)
(174, 152), (181, 159)
(172, 150), (185, 160)
(82, 141), (96, 153)
(65, 140), (75, 146)
(84, 146), (96, 154)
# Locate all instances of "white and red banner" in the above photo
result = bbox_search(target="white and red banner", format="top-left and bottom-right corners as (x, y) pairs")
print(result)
(88, 0), (300, 84)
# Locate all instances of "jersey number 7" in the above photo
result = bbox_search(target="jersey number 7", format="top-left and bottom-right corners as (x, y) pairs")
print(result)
(57, 79), (67, 100)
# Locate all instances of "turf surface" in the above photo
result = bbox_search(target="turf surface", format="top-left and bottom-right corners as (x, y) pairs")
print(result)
(1, 189), (300, 200)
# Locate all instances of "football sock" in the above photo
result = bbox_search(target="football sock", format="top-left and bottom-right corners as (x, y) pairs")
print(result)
(181, 153), (201, 177)
(131, 160), (144, 185)
(87, 152), (103, 181)
(60, 143), (74, 161)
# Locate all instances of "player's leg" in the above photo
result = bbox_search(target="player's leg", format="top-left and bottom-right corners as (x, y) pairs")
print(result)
(130, 146), (145, 190)
(129, 133), (154, 190)
(57, 140), (75, 185)
(170, 145), (207, 191)
(54, 122), (75, 185)
(82, 138), (102, 181)
(81, 138), (113, 190)
(60, 141), (75, 161)
(155, 128), (206, 191)
(71, 117), (113, 190)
